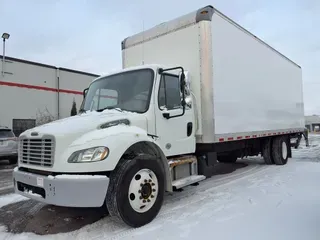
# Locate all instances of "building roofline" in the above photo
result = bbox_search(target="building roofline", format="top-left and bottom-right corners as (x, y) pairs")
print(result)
(0, 55), (100, 77)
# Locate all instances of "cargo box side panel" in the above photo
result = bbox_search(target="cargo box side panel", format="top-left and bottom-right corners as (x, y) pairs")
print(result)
(211, 12), (304, 138)
(123, 24), (203, 136)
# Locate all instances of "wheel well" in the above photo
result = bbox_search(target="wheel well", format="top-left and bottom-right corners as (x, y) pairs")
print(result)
(120, 141), (172, 192)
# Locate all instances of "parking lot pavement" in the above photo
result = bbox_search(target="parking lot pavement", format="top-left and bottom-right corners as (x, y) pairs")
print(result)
(0, 162), (247, 235)
(0, 160), (15, 196)
(0, 200), (108, 235)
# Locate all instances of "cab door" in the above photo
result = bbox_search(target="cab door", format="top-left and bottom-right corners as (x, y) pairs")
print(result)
(155, 73), (195, 157)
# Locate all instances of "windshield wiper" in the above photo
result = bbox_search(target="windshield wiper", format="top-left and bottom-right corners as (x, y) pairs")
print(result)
(96, 107), (123, 112)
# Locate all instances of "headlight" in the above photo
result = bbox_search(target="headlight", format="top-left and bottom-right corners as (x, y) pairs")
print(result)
(68, 146), (109, 163)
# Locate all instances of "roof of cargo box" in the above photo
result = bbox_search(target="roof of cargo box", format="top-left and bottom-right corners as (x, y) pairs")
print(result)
(122, 5), (300, 68)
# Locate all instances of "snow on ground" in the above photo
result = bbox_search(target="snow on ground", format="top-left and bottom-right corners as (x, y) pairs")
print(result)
(0, 194), (28, 209)
(1, 135), (320, 240)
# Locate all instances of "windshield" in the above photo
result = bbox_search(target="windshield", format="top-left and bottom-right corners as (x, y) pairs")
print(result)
(82, 69), (154, 113)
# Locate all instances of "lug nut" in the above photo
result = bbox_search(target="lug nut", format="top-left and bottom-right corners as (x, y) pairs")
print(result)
(151, 195), (154, 198)
(143, 200), (146, 203)
(147, 199), (151, 202)
(140, 196), (143, 200)
(140, 183), (144, 187)
(138, 190), (141, 193)
(144, 179), (147, 183)
(149, 179), (152, 182)
(152, 189), (156, 192)
(152, 183), (155, 186)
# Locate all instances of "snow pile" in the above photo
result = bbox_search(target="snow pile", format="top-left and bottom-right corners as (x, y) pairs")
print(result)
(23, 190), (43, 198)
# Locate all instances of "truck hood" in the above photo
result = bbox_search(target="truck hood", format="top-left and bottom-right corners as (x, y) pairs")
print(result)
(21, 109), (148, 138)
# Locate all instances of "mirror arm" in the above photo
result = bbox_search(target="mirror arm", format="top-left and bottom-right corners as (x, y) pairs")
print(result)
(83, 88), (89, 98)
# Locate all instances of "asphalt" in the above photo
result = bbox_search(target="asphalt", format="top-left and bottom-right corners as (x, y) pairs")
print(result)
(0, 160), (15, 195)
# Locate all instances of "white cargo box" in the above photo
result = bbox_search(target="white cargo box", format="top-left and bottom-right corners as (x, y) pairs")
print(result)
(122, 5), (305, 144)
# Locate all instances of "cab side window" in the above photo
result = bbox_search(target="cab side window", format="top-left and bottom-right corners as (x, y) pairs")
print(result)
(158, 74), (181, 110)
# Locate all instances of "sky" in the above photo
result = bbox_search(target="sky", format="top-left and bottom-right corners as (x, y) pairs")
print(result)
(0, 0), (319, 115)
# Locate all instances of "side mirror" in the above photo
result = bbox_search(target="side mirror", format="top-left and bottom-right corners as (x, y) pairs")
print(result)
(184, 71), (191, 91)
(179, 72), (186, 93)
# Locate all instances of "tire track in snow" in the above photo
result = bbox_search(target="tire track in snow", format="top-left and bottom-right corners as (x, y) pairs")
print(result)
(86, 163), (272, 240)
(163, 164), (261, 204)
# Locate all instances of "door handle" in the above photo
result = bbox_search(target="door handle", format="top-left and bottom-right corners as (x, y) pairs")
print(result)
(187, 122), (193, 136)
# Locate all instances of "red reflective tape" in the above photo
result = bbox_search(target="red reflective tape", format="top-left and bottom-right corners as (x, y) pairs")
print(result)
(245, 136), (250, 139)
(227, 137), (234, 141)
(273, 133), (277, 135)
(0, 80), (117, 98)
(262, 134), (266, 136)
(237, 136), (243, 140)
(0, 80), (81, 94)
(253, 135), (257, 138)
(219, 138), (224, 142)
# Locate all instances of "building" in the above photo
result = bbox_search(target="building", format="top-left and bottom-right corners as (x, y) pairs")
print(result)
(0, 55), (99, 136)
(305, 115), (320, 132)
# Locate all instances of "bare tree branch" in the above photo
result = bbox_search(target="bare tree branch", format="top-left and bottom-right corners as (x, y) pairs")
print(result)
(36, 107), (56, 126)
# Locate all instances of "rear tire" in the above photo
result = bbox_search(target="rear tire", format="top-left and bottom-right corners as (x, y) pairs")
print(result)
(262, 138), (274, 165)
(106, 155), (165, 227)
(272, 136), (289, 165)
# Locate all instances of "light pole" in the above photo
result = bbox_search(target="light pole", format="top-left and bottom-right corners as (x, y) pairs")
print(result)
(2, 32), (10, 77)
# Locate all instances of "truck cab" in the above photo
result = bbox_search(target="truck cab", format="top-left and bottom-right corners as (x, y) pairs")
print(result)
(13, 64), (203, 228)
(81, 65), (196, 157)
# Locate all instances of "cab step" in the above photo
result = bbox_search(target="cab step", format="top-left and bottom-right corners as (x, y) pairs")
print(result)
(168, 155), (197, 168)
(168, 155), (206, 189)
(172, 175), (206, 190)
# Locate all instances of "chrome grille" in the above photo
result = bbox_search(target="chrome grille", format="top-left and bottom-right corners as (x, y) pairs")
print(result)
(20, 137), (55, 167)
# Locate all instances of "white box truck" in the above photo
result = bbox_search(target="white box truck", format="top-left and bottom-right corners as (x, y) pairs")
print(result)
(13, 5), (306, 227)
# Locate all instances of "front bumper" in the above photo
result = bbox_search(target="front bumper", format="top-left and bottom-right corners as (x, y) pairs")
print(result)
(13, 169), (109, 207)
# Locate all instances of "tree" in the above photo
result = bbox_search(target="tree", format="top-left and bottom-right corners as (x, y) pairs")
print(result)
(36, 107), (55, 126)
(71, 99), (78, 116)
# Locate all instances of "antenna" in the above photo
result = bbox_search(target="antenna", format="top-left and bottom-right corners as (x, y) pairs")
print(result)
(142, 18), (145, 65)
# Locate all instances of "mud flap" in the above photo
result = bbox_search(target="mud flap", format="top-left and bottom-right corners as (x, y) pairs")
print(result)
(303, 128), (309, 147)
(197, 152), (217, 178)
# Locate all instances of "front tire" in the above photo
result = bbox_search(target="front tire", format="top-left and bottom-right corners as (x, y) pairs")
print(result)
(106, 155), (165, 227)
(272, 136), (289, 165)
